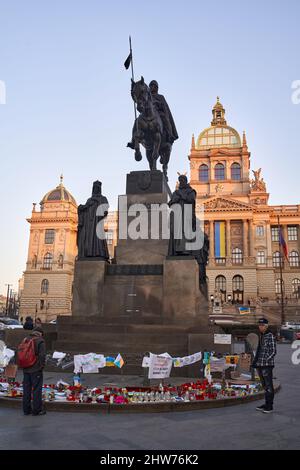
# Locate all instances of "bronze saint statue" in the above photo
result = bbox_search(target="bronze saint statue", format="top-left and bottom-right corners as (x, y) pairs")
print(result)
(168, 175), (209, 287)
(77, 181), (109, 260)
(127, 77), (178, 180)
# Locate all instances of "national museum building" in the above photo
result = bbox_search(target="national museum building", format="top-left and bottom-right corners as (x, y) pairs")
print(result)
(190, 98), (300, 307)
(19, 101), (300, 321)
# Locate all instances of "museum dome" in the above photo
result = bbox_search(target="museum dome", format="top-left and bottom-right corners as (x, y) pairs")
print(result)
(40, 175), (77, 205)
(196, 98), (241, 150)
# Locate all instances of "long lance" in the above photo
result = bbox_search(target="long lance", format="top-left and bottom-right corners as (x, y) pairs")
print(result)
(129, 35), (137, 121)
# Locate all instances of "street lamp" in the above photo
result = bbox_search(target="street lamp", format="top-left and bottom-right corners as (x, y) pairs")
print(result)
(227, 294), (232, 303)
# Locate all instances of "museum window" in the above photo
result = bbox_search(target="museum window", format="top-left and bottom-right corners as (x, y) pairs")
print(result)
(289, 250), (300, 267)
(215, 275), (226, 302)
(271, 227), (279, 242)
(214, 163), (225, 181)
(31, 255), (37, 269)
(256, 226), (264, 237)
(275, 278), (284, 295)
(288, 226), (298, 241)
(43, 252), (53, 270)
(199, 164), (209, 182)
(257, 251), (265, 264)
(45, 229), (55, 244)
(105, 230), (114, 245)
(41, 279), (49, 295)
(292, 279), (300, 298)
(58, 254), (64, 269)
(232, 247), (243, 264)
(273, 251), (283, 267)
(232, 275), (244, 304)
(231, 163), (241, 180)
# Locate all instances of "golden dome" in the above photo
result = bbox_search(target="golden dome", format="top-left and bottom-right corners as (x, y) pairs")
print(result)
(40, 175), (77, 205)
(196, 98), (241, 149)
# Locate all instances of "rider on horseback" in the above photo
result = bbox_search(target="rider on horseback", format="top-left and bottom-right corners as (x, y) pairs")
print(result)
(127, 77), (178, 180)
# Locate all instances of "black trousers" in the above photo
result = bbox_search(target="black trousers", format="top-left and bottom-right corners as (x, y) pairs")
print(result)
(22, 371), (43, 414)
(256, 366), (274, 407)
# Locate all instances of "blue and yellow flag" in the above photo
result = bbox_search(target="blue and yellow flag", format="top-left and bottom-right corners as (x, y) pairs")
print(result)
(214, 221), (226, 258)
(105, 356), (115, 367)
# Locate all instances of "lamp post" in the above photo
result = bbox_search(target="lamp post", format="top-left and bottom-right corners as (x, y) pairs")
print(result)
(5, 284), (11, 316)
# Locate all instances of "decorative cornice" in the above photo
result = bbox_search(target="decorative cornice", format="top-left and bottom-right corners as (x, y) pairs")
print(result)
(202, 196), (253, 212)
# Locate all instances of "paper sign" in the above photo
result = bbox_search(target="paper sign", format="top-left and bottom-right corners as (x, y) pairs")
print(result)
(173, 352), (202, 368)
(210, 357), (226, 372)
(148, 353), (173, 379)
(214, 334), (232, 345)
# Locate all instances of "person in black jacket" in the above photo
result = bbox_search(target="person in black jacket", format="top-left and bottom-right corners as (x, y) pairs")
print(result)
(22, 327), (46, 416)
(23, 316), (34, 330)
(252, 318), (277, 413)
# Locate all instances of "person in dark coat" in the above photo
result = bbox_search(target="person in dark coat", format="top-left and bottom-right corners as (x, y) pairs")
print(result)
(22, 327), (46, 416)
(23, 316), (34, 330)
(252, 318), (277, 413)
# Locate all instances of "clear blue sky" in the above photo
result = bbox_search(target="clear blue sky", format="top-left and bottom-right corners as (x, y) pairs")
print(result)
(0, 0), (300, 295)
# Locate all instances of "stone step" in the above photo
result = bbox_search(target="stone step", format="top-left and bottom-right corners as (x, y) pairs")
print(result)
(57, 315), (165, 325)
(57, 331), (188, 345)
(57, 323), (191, 335)
(53, 341), (188, 356)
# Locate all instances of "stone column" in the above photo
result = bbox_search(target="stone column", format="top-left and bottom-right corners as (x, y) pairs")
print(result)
(209, 221), (214, 264)
(249, 219), (254, 257)
(243, 219), (249, 258)
(226, 220), (231, 260)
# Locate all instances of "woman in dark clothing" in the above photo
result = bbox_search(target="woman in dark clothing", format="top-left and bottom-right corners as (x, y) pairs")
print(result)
(23, 316), (34, 330)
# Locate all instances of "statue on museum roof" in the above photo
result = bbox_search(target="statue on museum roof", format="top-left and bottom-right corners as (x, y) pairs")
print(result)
(251, 168), (267, 192)
(127, 77), (178, 180)
(77, 181), (109, 261)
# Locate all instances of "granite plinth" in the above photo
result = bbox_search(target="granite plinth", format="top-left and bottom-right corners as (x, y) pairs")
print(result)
(116, 191), (169, 265)
(163, 258), (208, 325)
(72, 259), (107, 316)
(126, 170), (168, 194)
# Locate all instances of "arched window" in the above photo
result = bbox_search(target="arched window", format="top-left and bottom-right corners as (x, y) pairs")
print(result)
(58, 254), (64, 269)
(41, 279), (49, 295)
(43, 252), (53, 270)
(231, 163), (241, 180)
(273, 251), (282, 267)
(214, 163), (225, 181)
(232, 275), (244, 304)
(199, 164), (209, 182)
(31, 255), (37, 269)
(292, 279), (300, 298)
(232, 247), (243, 264)
(275, 278), (284, 295)
(289, 250), (299, 267)
(215, 275), (226, 302)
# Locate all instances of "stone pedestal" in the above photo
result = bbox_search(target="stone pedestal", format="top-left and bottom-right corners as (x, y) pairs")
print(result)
(115, 170), (169, 265)
(62, 170), (213, 377)
(72, 259), (107, 316)
(163, 257), (207, 324)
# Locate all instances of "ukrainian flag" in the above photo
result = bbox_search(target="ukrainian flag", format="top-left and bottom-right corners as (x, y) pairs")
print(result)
(105, 356), (116, 367)
(214, 221), (226, 258)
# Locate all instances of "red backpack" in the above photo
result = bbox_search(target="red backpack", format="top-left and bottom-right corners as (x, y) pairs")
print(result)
(17, 337), (37, 368)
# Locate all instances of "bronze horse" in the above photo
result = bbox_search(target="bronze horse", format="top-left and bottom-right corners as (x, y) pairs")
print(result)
(127, 77), (173, 180)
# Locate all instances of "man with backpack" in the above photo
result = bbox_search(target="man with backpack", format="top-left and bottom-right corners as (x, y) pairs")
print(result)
(17, 326), (46, 416)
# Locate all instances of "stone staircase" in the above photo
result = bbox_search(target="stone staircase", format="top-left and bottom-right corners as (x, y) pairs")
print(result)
(53, 315), (222, 377)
